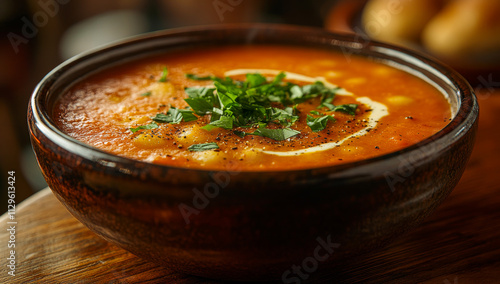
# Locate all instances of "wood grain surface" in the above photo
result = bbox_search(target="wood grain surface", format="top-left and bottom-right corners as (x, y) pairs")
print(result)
(1, 89), (499, 283)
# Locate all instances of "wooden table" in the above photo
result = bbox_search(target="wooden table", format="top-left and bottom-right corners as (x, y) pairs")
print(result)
(2, 89), (500, 283)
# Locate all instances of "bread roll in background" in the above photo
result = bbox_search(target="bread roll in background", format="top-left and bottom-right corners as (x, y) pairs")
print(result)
(361, 0), (444, 47)
(422, 0), (500, 66)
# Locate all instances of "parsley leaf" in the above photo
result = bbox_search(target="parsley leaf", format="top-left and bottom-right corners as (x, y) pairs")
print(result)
(185, 74), (215, 81)
(246, 73), (267, 88)
(306, 114), (336, 132)
(184, 97), (214, 115)
(188, 142), (219, 152)
(140, 91), (152, 97)
(269, 107), (298, 127)
(235, 124), (300, 141)
(321, 103), (358, 115)
(201, 115), (233, 130)
(184, 86), (215, 98)
(130, 122), (158, 133)
(152, 107), (197, 124)
(158, 67), (168, 82)
(251, 126), (300, 141)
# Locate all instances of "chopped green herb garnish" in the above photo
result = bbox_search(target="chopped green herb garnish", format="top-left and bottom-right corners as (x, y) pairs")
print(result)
(201, 115), (233, 130)
(321, 103), (358, 115)
(233, 125), (300, 141)
(306, 114), (336, 132)
(184, 97), (215, 115)
(130, 122), (158, 133)
(140, 91), (152, 97)
(185, 73), (215, 81)
(152, 107), (197, 124)
(158, 67), (168, 82)
(131, 72), (356, 141)
(233, 130), (247, 138)
(182, 72), (353, 138)
(251, 125), (300, 141)
(188, 142), (219, 152)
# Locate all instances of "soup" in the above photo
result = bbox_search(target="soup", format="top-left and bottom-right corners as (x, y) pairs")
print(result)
(53, 45), (451, 171)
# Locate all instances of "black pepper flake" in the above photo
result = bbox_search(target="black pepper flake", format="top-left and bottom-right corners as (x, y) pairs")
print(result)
(405, 116), (413, 120)
(375, 146), (379, 149)
(232, 147), (238, 150)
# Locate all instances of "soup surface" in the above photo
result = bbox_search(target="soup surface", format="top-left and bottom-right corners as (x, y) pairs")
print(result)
(54, 45), (451, 171)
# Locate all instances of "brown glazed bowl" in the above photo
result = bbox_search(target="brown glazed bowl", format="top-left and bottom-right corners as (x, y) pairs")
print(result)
(28, 24), (478, 281)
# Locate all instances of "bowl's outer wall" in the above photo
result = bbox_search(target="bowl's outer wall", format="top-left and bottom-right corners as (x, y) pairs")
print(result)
(28, 25), (479, 280)
(29, 112), (477, 280)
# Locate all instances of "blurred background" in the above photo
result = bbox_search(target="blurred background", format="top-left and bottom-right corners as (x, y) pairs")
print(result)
(1, 0), (500, 210)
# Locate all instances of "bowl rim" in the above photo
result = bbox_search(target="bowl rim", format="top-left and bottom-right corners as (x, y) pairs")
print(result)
(29, 23), (479, 175)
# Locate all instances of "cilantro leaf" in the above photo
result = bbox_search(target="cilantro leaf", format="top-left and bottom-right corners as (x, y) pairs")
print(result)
(188, 142), (219, 152)
(130, 122), (158, 133)
(306, 114), (336, 132)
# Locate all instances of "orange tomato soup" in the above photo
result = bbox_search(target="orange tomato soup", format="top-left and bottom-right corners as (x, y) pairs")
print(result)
(53, 45), (451, 171)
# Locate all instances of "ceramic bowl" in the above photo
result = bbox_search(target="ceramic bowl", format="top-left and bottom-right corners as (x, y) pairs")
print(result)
(28, 24), (478, 281)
